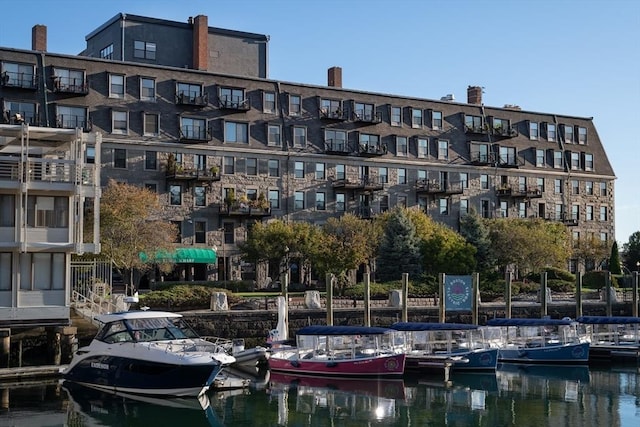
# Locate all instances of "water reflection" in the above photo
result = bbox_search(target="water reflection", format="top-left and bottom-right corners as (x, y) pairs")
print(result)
(0, 365), (638, 426)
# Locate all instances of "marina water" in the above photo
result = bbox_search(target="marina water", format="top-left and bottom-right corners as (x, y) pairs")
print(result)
(0, 364), (638, 426)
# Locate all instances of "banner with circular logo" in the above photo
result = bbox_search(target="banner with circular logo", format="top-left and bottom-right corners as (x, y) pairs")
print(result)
(444, 275), (472, 311)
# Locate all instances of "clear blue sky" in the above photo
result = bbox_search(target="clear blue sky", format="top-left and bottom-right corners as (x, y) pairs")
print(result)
(1, 0), (638, 244)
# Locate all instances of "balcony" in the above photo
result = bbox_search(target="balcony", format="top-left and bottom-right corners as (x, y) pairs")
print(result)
(1, 71), (37, 90)
(415, 179), (463, 195)
(52, 76), (88, 95)
(218, 96), (250, 111)
(358, 143), (387, 157)
(165, 166), (220, 182)
(56, 115), (91, 131)
(352, 110), (382, 125)
(218, 203), (271, 218)
(469, 152), (496, 166)
(496, 186), (543, 199)
(546, 213), (579, 226)
(324, 139), (350, 155)
(496, 155), (524, 168)
(332, 175), (384, 192)
(465, 124), (489, 135)
(492, 126), (519, 139)
(176, 92), (208, 107)
(319, 107), (347, 121)
(353, 206), (381, 219)
(179, 126), (212, 143)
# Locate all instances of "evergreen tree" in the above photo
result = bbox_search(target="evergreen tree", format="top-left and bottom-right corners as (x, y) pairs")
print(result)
(622, 231), (640, 272)
(609, 241), (622, 274)
(376, 208), (422, 282)
(459, 208), (493, 271)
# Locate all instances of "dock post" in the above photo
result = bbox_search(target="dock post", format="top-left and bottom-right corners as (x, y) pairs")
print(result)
(326, 273), (334, 326)
(0, 329), (9, 368)
(540, 272), (548, 318)
(472, 272), (479, 325)
(505, 270), (512, 319)
(605, 271), (612, 317)
(58, 326), (78, 364)
(438, 273), (445, 323)
(46, 327), (62, 366)
(363, 273), (371, 327)
(632, 271), (638, 318)
(1, 388), (7, 410)
(576, 272), (583, 318)
(401, 273), (409, 322)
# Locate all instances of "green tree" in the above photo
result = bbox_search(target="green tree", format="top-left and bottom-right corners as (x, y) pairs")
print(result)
(572, 234), (609, 271)
(622, 231), (640, 272)
(459, 208), (493, 271)
(98, 180), (178, 286)
(376, 208), (422, 282)
(609, 241), (622, 274)
(237, 219), (296, 282)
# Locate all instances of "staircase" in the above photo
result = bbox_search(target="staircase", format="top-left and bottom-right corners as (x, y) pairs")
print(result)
(71, 283), (134, 326)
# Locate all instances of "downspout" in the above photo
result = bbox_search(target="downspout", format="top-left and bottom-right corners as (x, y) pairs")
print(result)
(39, 53), (49, 127)
(121, 14), (126, 61)
(275, 81), (290, 218)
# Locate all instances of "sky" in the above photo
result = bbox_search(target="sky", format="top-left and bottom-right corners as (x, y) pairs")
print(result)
(1, 0), (638, 244)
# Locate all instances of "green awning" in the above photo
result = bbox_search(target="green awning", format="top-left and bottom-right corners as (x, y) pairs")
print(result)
(139, 247), (217, 264)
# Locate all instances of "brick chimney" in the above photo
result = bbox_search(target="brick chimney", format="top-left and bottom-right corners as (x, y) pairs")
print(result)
(328, 66), (342, 88)
(32, 25), (47, 51)
(192, 15), (208, 71)
(467, 85), (483, 105)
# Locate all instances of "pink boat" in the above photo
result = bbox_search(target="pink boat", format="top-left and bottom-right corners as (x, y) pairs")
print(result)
(268, 325), (406, 378)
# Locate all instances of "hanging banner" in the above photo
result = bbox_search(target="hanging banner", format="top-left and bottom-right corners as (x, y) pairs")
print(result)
(444, 275), (472, 311)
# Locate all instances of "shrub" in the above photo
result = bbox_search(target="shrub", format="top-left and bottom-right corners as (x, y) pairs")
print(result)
(138, 285), (241, 310)
(582, 271), (619, 289)
(526, 267), (575, 283)
(546, 279), (575, 293)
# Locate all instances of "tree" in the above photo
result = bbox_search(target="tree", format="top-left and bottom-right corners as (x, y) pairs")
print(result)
(98, 180), (178, 287)
(459, 208), (493, 271)
(623, 231), (640, 272)
(375, 208), (422, 282)
(572, 235), (609, 271)
(609, 241), (622, 274)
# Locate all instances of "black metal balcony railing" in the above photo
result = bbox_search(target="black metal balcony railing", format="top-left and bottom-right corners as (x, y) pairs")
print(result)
(546, 213), (579, 226)
(56, 114), (91, 131)
(218, 203), (271, 217)
(179, 126), (211, 142)
(332, 175), (384, 192)
(496, 186), (543, 198)
(325, 139), (350, 154)
(1, 71), (37, 89)
(352, 110), (383, 124)
(415, 179), (463, 195)
(52, 76), (88, 94)
(465, 124), (488, 135)
(354, 206), (380, 219)
(319, 107), (347, 121)
(176, 91), (208, 106)
(1, 110), (37, 125)
(358, 143), (387, 157)
(496, 155), (524, 168)
(469, 152), (496, 165)
(166, 166), (220, 182)
(218, 95), (250, 111)
(492, 126), (519, 139)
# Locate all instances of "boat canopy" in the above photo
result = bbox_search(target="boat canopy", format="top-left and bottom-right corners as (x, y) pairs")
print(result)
(391, 322), (478, 331)
(576, 316), (640, 324)
(486, 318), (574, 327)
(94, 310), (182, 324)
(296, 325), (395, 336)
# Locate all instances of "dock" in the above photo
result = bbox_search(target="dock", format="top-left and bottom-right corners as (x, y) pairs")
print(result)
(0, 365), (66, 384)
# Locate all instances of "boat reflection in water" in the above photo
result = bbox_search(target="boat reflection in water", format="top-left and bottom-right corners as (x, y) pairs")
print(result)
(496, 363), (590, 403)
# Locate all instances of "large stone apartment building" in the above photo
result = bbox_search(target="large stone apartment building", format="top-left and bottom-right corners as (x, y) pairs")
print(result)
(1, 13), (616, 289)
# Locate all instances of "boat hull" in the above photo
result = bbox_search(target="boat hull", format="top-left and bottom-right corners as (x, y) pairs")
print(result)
(496, 342), (589, 364)
(268, 352), (405, 378)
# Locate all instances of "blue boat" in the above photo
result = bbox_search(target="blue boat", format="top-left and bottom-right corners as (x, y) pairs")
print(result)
(484, 318), (589, 365)
(576, 316), (640, 362)
(391, 322), (498, 372)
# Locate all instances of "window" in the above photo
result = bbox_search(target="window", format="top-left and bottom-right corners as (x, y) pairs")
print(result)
(140, 77), (155, 101)
(145, 183), (157, 193)
(145, 151), (157, 170)
(113, 148), (126, 168)
(325, 129), (347, 151)
(57, 105), (87, 129)
(578, 127), (587, 144)
(499, 147), (516, 166)
(294, 191), (305, 210)
(315, 163), (325, 180)
(336, 193), (346, 212)
(86, 147), (95, 164)
(411, 108), (422, 128)
(571, 152), (580, 170)
(481, 200), (491, 218)
(585, 181), (593, 196)
(336, 164), (345, 180)
(289, 94), (301, 116)
(554, 204), (563, 221)
(379, 167), (388, 184)
(600, 206), (607, 222)
(294, 161), (304, 179)
(180, 117), (207, 140)
(263, 91), (276, 113)
(537, 178), (545, 193)
(194, 186), (206, 207)
(4, 100), (36, 125)
(480, 174), (489, 190)
(499, 201), (508, 218)
(316, 192), (326, 210)
(267, 124), (281, 146)
(172, 221), (182, 242)
(438, 139), (449, 160)
(396, 136), (408, 157)
(417, 138), (428, 158)
(269, 190), (280, 209)
(246, 158), (257, 176)
(109, 74), (125, 98)
(293, 126), (306, 147)
(518, 202), (527, 218)
(194, 221), (206, 243)
(536, 149), (545, 167)
(25, 196), (68, 228)
(553, 151), (563, 169)
(222, 156), (235, 175)
(397, 195), (407, 208)
(600, 182), (607, 196)
(111, 110), (128, 134)
(460, 199), (468, 216)
(397, 168), (406, 184)
(571, 179), (579, 195)
(143, 113), (159, 136)
(225, 121), (248, 143)
(529, 122), (539, 140)
(19, 253), (65, 290)
(0, 195), (15, 227)
(439, 198), (449, 215)
(268, 159), (279, 177)
(563, 125), (574, 143)
(600, 232), (608, 242)
(584, 153), (593, 171)
(546, 123), (556, 141)
(134, 40), (156, 59)
(554, 179), (563, 194)
(390, 106), (402, 126)
(219, 87), (246, 108)
(586, 205), (594, 221)
(246, 189), (258, 205)
(0, 253), (11, 290)
(460, 173), (468, 189)
(473, 143), (491, 163)
(320, 98), (342, 118)
(432, 110), (443, 129)
(100, 44), (113, 59)
(465, 115), (482, 132)
(359, 133), (381, 153)
(177, 82), (202, 102)
(2, 62), (35, 88)
(354, 102), (375, 121)
(492, 117), (509, 133)
(517, 177), (526, 192)
(169, 185), (182, 205)
(572, 205), (580, 221)
(53, 68), (85, 92)
(195, 154), (206, 171)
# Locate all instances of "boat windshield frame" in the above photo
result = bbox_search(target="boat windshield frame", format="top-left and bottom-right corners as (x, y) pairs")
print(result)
(95, 316), (199, 343)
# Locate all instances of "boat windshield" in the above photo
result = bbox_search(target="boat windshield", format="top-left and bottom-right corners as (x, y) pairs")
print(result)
(96, 317), (194, 343)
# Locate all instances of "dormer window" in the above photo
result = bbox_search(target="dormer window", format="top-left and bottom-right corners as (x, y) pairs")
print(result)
(219, 87), (248, 110)
(1, 62), (36, 89)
